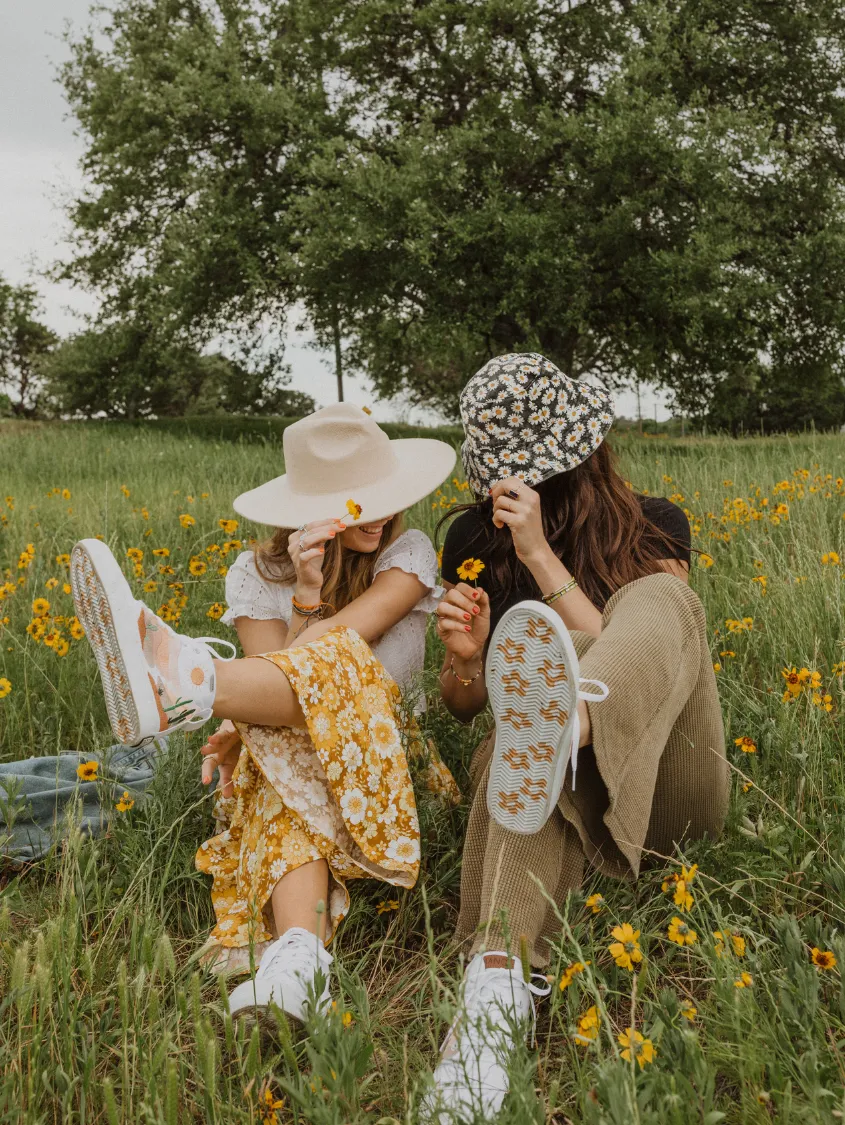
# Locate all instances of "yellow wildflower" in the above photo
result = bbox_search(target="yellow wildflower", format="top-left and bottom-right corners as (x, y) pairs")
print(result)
(559, 960), (590, 990)
(179, 513), (196, 529)
(189, 558), (207, 576)
(55, 553), (70, 566)
(680, 998), (697, 1022)
(126, 548), (143, 562)
(345, 498), (363, 520)
(77, 761), (99, 782)
(668, 916), (698, 947)
(0, 678), (11, 699)
(811, 947), (837, 970)
(376, 899), (400, 915)
(258, 1086), (284, 1125)
(673, 879), (693, 913)
(734, 972), (753, 988)
(207, 603), (225, 620)
(618, 1027), (655, 1068)
(608, 923), (643, 971)
(457, 557), (486, 582)
(585, 893), (604, 914)
(734, 736), (757, 753)
(574, 1004), (601, 1044)
(152, 548), (170, 558)
(218, 518), (239, 535)
(32, 598), (50, 617)
(115, 790), (135, 813)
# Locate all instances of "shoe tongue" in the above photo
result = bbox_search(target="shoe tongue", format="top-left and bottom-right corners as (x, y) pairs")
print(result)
(483, 954), (515, 971)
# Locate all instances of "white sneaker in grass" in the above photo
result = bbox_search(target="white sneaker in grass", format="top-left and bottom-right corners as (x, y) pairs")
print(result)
(486, 600), (609, 834)
(71, 537), (235, 745)
(422, 952), (550, 1122)
(228, 927), (333, 1023)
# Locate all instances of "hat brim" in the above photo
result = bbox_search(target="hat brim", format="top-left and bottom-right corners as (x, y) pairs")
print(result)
(232, 438), (457, 528)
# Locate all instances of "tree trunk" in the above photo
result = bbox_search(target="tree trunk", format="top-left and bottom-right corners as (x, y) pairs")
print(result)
(333, 311), (344, 402)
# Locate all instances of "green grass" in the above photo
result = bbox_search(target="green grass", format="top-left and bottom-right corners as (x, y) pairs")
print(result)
(0, 422), (844, 1124)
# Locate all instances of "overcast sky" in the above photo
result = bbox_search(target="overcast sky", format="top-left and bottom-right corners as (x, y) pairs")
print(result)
(1, 0), (669, 421)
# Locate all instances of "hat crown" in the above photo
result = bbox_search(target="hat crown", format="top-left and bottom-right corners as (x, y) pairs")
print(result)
(283, 403), (398, 495)
(458, 352), (614, 494)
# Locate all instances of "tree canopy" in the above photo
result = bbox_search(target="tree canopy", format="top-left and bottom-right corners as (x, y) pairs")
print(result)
(42, 326), (315, 419)
(58, 0), (845, 426)
(0, 277), (57, 417)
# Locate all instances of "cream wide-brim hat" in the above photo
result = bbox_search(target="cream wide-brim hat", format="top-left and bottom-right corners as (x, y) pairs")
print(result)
(233, 402), (457, 528)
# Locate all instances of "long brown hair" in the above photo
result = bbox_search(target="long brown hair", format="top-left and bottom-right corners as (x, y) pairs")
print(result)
(439, 442), (687, 611)
(254, 514), (404, 612)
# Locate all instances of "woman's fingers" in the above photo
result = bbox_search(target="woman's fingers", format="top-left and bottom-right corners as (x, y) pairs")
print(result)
(490, 477), (526, 500)
(492, 507), (520, 529)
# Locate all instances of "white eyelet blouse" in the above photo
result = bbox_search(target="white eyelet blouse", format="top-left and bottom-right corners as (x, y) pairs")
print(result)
(221, 528), (443, 711)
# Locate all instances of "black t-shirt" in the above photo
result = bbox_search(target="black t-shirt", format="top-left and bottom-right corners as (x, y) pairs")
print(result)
(441, 495), (690, 629)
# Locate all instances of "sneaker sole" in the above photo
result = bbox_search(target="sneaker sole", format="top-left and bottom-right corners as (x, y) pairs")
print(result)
(486, 600), (579, 834)
(71, 538), (161, 746)
(231, 1003), (304, 1033)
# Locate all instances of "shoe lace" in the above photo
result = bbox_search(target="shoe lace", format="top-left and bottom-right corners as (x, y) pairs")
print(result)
(194, 637), (237, 661)
(569, 677), (610, 790)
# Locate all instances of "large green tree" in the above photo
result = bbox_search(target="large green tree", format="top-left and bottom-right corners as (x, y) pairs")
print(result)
(59, 0), (845, 423)
(0, 278), (58, 416)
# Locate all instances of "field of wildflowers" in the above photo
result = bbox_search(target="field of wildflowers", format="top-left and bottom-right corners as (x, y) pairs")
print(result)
(1, 420), (844, 1124)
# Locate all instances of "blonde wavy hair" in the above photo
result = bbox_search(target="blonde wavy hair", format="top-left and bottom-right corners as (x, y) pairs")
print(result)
(253, 514), (404, 612)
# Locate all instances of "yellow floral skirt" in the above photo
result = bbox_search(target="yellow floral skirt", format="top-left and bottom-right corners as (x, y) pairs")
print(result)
(195, 626), (459, 975)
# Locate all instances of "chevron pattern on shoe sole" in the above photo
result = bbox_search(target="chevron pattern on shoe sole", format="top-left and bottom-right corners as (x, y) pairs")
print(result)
(71, 544), (144, 746)
(486, 604), (579, 834)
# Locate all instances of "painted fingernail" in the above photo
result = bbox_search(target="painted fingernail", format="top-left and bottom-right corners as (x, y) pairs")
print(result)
(463, 613), (470, 620)
(464, 625), (472, 632)
(471, 591), (479, 598)
(472, 606), (480, 614)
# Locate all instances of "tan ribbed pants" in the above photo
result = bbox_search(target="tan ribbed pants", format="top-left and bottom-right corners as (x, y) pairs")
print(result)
(454, 573), (728, 966)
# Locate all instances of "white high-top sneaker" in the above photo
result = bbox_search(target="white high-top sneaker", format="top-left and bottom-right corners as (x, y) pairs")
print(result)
(228, 927), (333, 1023)
(422, 952), (551, 1121)
(71, 538), (235, 745)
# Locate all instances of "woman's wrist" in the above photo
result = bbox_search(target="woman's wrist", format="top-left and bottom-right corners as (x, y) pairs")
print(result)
(294, 585), (326, 612)
(451, 652), (484, 678)
(293, 583), (323, 607)
(523, 544), (570, 592)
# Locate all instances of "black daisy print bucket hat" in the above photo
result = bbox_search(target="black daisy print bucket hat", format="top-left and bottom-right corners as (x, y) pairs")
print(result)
(459, 352), (616, 496)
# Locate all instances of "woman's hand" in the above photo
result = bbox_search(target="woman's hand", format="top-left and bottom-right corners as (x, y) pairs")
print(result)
(200, 720), (242, 798)
(435, 583), (491, 664)
(286, 519), (343, 596)
(490, 477), (551, 566)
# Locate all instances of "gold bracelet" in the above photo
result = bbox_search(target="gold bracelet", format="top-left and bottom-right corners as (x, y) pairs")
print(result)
(543, 577), (578, 605)
(449, 656), (483, 686)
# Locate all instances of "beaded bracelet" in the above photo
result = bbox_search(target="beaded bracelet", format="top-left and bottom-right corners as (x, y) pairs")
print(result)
(542, 577), (579, 605)
(448, 656), (483, 686)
